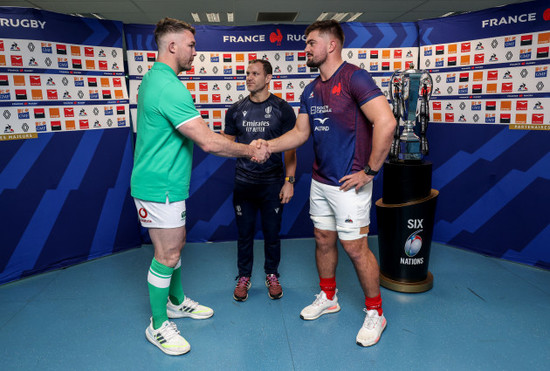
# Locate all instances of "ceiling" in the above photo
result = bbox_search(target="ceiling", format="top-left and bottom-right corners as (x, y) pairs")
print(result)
(0, 0), (531, 26)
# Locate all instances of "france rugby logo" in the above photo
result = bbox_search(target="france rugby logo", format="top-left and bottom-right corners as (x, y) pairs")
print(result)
(404, 230), (423, 257)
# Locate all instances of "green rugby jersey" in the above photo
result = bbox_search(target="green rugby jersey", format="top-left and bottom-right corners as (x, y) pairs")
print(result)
(131, 62), (201, 202)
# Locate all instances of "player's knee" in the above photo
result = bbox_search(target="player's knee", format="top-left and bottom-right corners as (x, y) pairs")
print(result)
(310, 215), (336, 232)
(336, 225), (368, 241)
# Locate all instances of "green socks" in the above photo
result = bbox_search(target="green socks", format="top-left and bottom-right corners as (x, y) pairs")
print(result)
(169, 259), (185, 306)
(147, 258), (186, 329)
(147, 258), (173, 329)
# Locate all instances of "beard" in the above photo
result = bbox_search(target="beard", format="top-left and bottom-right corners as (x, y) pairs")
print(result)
(179, 56), (194, 72)
(306, 60), (319, 68)
(180, 62), (193, 72)
(247, 82), (267, 95)
(306, 53), (326, 68)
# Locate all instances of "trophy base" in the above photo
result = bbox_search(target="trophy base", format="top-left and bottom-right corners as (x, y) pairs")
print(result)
(382, 161), (432, 204)
(393, 158), (423, 165)
(380, 271), (433, 293)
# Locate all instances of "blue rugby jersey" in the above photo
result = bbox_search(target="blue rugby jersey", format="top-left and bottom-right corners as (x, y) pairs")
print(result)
(299, 62), (383, 186)
(225, 93), (296, 184)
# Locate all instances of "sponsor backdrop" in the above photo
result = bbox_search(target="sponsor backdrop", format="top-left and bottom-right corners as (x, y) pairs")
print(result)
(0, 7), (140, 284)
(1, 1), (548, 284)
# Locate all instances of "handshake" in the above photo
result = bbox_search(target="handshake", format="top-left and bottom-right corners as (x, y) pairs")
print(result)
(249, 139), (271, 163)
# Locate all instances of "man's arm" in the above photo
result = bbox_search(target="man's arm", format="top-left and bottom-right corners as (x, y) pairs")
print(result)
(339, 95), (397, 192)
(267, 113), (310, 153)
(280, 149), (297, 204)
(363, 95), (397, 172)
(220, 131), (236, 142)
(178, 117), (268, 161)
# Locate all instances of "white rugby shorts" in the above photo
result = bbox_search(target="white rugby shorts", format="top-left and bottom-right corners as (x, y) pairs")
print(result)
(309, 178), (373, 229)
(134, 198), (186, 228)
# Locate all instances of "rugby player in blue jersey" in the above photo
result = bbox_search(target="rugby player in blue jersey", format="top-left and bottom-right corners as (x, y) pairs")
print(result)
(263, 20), (397, 347)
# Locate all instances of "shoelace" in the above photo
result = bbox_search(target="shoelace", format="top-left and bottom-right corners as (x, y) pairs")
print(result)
(311, 292), (328, 307)
(236, 276), (250, 288)
(159, 321), (181, 341)
(266, 275), (280, 287)
(182, 297), (199, 311)
(362, 308), (380, 330)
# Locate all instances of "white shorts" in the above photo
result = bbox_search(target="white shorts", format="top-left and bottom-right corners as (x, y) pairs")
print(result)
(134, 197), (186, 228)
(309, 178), (373, 230)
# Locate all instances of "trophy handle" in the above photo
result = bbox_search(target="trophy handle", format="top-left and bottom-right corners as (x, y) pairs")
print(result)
(390, 124), (401, 161)
(388, 71), (397, 102)
(419, 71), (432, 156)
(420, 97), (429, 155)
(389, 71), (401, 120)
(423, 71), (433, 100)
(389, 71), (402, 162)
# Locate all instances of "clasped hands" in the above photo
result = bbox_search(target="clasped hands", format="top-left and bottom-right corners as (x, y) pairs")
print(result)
(249, 139), (271, 163)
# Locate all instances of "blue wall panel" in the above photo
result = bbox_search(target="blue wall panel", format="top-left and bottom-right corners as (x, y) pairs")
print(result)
(426, 124), (550, 269)
(0, 129), (141, 284)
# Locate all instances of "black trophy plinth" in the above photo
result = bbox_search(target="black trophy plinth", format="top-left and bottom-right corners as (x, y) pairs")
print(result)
(376, 161), (438, 293)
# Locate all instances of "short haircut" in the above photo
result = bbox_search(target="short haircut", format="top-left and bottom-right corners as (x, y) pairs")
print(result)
(305, 20), (345, 46)
(154, 17), (195, 47)
(248, 59), (273, 75)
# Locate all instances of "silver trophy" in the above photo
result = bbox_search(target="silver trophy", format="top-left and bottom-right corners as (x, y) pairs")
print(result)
(389, 65), (433, 162)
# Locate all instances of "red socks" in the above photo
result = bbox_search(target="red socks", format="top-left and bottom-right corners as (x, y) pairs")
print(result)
(319, 277), (336, 300)
(320, 277), (383, 315)
(365, 293), (383, 316)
